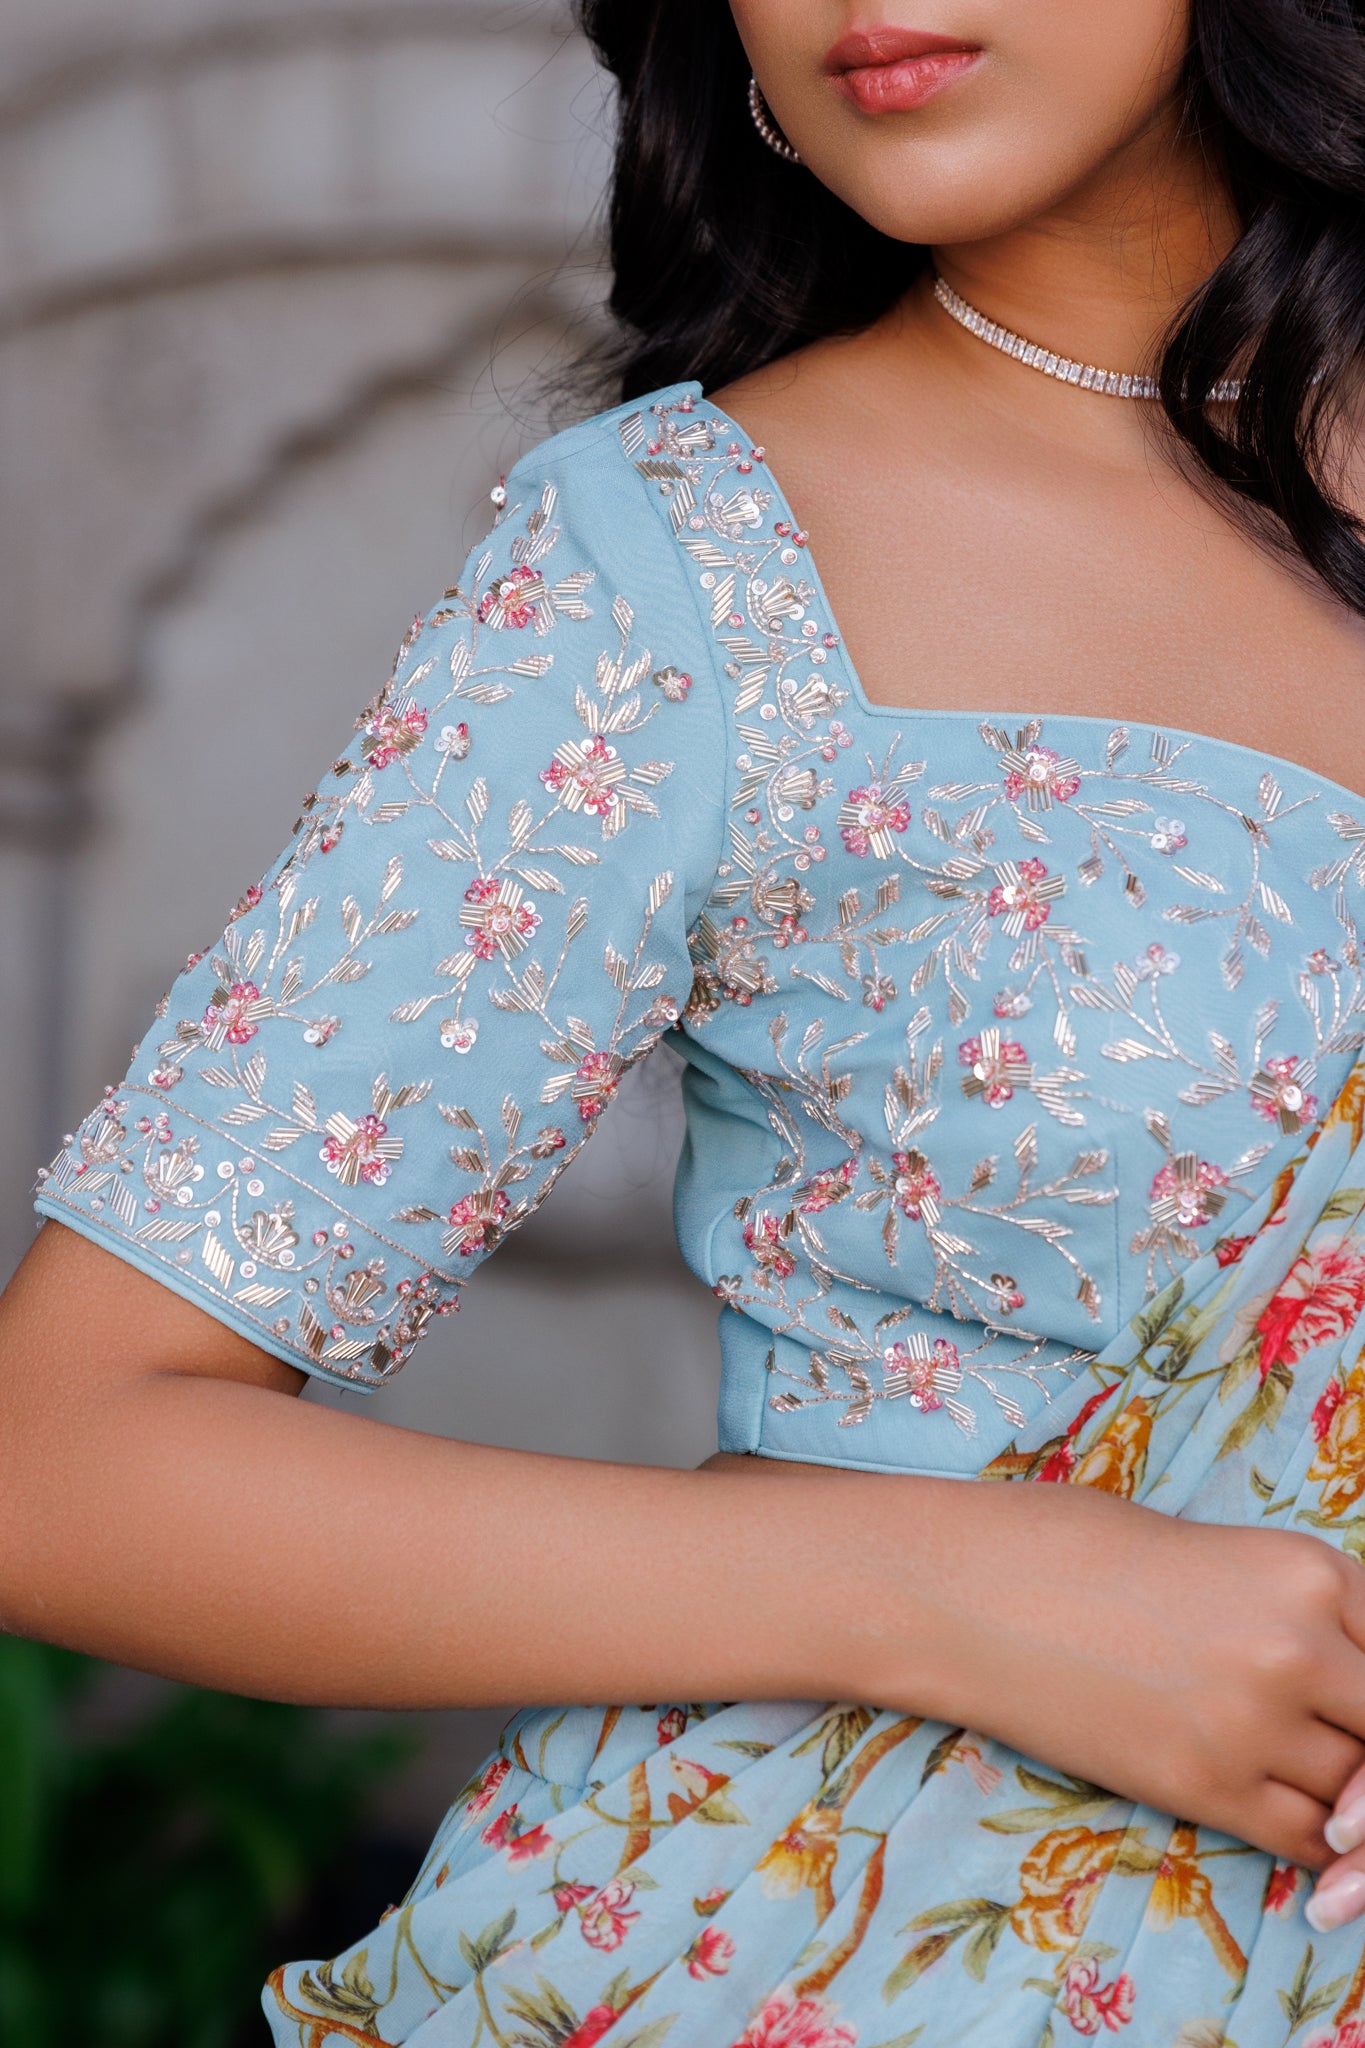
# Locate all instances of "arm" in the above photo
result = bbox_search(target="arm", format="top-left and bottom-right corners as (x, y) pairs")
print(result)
(7, 1217), (1365, 1889)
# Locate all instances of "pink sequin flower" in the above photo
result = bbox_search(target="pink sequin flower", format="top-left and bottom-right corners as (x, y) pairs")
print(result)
(319, 1111), (402, 1189)
(478, 563), (542, 628)
(460, 876), (541, 962)
(446, 1189), (511, 1256)
(986, 857), (1062, 933)
(798, 1158), (857, 1212)
(1149, 1155), (1229, 1229)
(203, 979), (268, 1047)
(892, 1149), (941, 1219)
(541, 735), (624, 817)
(744, 1211), (797, 1281)
(838, 782), (911, 857)
(363, 697), (428, 769)
(1001, 743), (1081, 807)
(572, 1049), (621, 1122)
(881, 1334), (963, 1411)
(959, 1031), (1030, 1108)
(1250, 1054), (1319, 1134)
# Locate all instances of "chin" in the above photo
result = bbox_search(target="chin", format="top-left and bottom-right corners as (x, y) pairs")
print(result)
(823, 146), (1067, 250)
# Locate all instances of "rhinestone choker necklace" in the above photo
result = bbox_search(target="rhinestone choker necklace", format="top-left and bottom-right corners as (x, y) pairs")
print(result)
(932, 273), (1241, 402)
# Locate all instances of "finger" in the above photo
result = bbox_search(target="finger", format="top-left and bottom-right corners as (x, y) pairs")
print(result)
(1326, 1754), (1365, 1854)
(1269, 1725), (1365, 1808)
(1308, 1842), (1365, 1931)
(1255, 1779), (1332, 1872)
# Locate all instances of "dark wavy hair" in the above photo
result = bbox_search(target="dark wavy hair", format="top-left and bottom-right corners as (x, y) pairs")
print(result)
(573, 0), (1365, 616)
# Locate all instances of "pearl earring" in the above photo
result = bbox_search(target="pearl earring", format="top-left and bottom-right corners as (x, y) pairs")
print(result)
(747, 74), (801, 164)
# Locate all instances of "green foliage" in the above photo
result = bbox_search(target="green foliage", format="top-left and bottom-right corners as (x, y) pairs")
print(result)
(0, 1637), (410, 2048)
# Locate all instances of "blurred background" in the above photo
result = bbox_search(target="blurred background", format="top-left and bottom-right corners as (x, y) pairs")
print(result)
(0, 3), (722, 2040)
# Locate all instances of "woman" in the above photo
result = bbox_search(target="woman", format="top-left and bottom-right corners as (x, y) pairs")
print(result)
(6, 0), (1365, 2037)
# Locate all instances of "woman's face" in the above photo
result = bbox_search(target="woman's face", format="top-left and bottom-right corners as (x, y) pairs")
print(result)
(729, 2), (1194, 246)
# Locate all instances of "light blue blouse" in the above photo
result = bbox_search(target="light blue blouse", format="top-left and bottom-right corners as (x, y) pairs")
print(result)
(34, 380), (1365, 1478)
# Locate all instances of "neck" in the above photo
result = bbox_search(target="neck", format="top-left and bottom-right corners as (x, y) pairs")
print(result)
(929, 107), (1240, 386)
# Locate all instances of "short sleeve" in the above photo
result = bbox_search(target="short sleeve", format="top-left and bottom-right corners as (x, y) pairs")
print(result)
(33, 415), (728, 1388)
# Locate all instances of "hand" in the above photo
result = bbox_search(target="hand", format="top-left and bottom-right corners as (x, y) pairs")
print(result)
(847, 1483), (1365, 1906)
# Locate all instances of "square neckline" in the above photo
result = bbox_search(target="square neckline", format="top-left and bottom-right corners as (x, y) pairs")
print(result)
(676, 378), (1365, 815)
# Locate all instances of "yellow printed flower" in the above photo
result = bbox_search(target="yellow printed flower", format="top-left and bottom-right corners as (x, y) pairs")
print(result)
(1308, 1360), (1365, 1520)
(1071, 1397), (1153, 1498)
(757, 1800), (841, 1903)
(1010, 1825), (1127, 1952)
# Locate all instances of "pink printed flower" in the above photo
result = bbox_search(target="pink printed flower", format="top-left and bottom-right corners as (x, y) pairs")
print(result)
(1214, 1232), (1255, 1268)
(1305, 2024), (1365, 2048)
(319, 1111), (402, 1188)
(541, 735), (625, 817)
(446, 1189), (511, 1255)
(562, 2008), (618, 2048)
(572, 1049), (621, 1123)
(203, 979), (267, 1046)
(732, 1988), (858, 2048)
(1255, 1237), (1365, 1383)
(554, 1880), (595, 1913)
(881, 1335), (962, 1412)
(460, 876), (541, 961)
(363, 698), (428, 768)
(799, 1158), (857, 1212)
(744, 1212), (797, 1281)
(686, 1926), (736, 1979)
(986, 856), (1061, 931)
(1059, 1956), (1136, 2035)
(504, 1822), (553, 1865)
(478, 563), (541, 628)
(891, 1148), (940, 1220)
(1149, 1155), (1229, 1230)
(579, 1878), (640, 1952)
(1312, 1377), (1346, 1443)
(1001, 744), (1081, 806)
(838, 782), (911, 857)
(1264, 1861), (1300, 1914)
(478, 1804), (519, 1849)
(1035, 1384), (1119, 1484)
(1250, 1054), (1319, 1135)
(465, 1755), (511, 1817)
(959, 1031), (1030, 1108)
(656, 1705), (687, 1744)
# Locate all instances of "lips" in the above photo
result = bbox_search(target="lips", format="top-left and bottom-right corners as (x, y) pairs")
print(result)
(824, 24), (982, 115)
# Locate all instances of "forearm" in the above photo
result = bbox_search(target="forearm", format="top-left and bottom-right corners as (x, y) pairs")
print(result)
(0, 1360), (916, 1707)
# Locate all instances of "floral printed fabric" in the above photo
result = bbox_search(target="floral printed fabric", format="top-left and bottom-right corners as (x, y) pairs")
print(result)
(263, 1069), (1365, 2047)
(29, 380), (1365, 2038)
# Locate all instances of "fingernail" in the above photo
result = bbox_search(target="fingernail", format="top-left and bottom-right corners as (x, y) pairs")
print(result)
(1306, 1870), (1365, 1932)
(1326, 1798), (1365, 1856)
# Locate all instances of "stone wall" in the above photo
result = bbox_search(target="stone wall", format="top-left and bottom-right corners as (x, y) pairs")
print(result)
(1, 0), (722, 1827)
